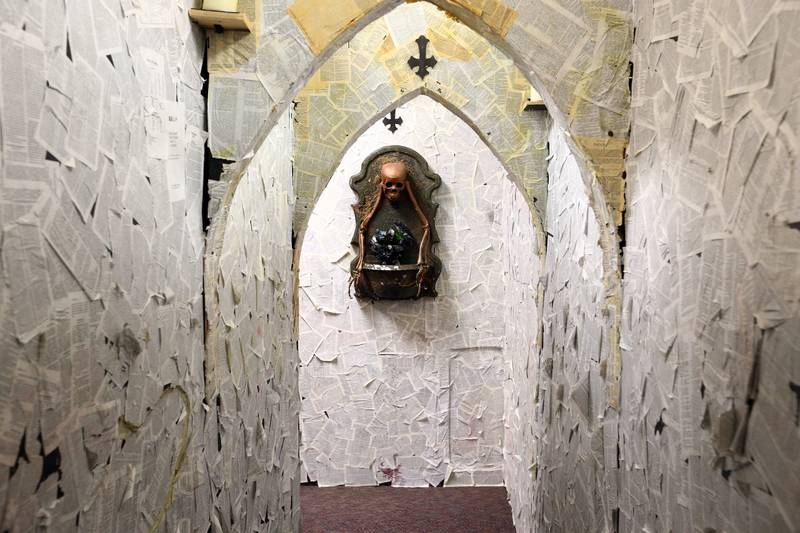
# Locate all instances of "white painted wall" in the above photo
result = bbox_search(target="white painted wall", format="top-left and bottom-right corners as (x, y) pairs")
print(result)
(299, 95), (542, 488)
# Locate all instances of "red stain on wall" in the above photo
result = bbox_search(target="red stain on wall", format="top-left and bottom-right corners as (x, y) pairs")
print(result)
(379, 464), (401, 483)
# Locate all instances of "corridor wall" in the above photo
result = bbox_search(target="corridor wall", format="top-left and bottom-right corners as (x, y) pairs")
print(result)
(298, 96), (543, 489)
(506, 126), (616, 532)
(500, 154), (544, 529)
(619, 1), (800, 531)
(205, 111), (300, 530)
(0, 1), (213, 531)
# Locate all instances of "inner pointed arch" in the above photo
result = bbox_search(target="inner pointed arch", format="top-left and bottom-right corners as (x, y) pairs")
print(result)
(296, 92), (543, 490)
(292, 91), (548, 261)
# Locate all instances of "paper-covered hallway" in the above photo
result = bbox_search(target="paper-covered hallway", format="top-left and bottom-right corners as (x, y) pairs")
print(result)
(0, 1), (798, 532)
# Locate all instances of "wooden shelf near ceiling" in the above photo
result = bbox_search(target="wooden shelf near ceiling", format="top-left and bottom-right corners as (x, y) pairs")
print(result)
(188, 9), (254, 33)
(524, 99), (546, 111)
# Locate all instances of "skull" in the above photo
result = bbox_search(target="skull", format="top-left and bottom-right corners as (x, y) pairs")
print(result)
(380, 161), (408, 203)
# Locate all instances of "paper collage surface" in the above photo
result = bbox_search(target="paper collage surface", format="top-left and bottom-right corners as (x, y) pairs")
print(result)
(207, 0), (631, 223)
(517, 126), (616, 532)
(292, 3), (549, 234)
(299, 96), (543, 489)
(0, 1), (214, 531)
(1, 0), (797, 531)
(207, 111), (301, 531)
(618, 1), (800, 531)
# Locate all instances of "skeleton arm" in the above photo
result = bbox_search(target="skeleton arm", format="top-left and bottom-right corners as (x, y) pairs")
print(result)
(353, 192), (383, 285)
(405, 184), (431, 296)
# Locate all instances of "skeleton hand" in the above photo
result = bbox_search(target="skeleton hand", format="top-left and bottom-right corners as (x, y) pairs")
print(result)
(351, 260), (364, 292)
(415, 260), (429, 297)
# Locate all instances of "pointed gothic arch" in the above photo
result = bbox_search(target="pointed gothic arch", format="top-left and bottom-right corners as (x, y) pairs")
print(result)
(205, 0), (627, 415)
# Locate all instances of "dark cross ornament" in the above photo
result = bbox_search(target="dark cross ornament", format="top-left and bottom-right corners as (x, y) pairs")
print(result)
(408, 35), (437, 80)
(383, 110), (403, 133)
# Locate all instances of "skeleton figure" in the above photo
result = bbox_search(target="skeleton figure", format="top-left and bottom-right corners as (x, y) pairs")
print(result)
(352, 160), (432, 297)
(380, 162), (407, 203)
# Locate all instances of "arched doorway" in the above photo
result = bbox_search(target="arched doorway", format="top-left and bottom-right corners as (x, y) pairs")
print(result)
(202, 3), (627, 529)
(298, 95), (542, 491)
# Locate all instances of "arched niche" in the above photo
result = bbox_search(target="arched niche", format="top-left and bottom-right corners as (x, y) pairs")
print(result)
(290, 90), (548, 330)
(206, 1), (626, 409)
(293, 87), (548, 259)
(296, 94), (542, 488)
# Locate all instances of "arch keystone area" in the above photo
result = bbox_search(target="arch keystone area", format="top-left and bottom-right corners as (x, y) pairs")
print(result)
(207, 0), (631, 223)
(205, 0), (629, 410)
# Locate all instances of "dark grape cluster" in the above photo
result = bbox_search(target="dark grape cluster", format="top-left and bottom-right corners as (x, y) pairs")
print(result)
(369, 222), (416, 264)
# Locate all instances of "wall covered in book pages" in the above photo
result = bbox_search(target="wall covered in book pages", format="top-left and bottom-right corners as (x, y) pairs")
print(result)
(0, 1), (215, 531)
(619, 2), (800, 531)
(299, 95), (544, 490)
(207, 0), (631, 225)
